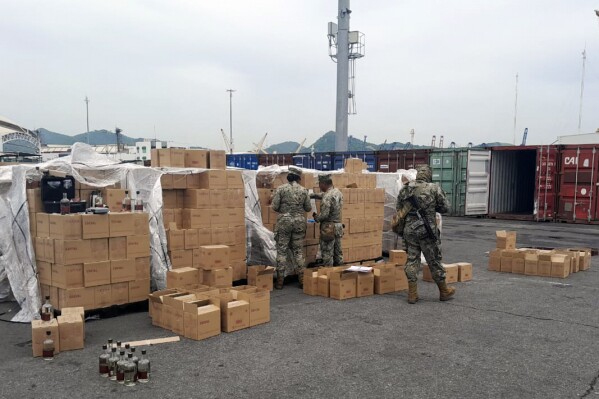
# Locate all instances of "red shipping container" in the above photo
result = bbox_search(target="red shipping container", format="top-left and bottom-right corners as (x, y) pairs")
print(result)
(376, 149), (431, 173)
(258, 153), (294, 167)
(557, 145), (599, 222)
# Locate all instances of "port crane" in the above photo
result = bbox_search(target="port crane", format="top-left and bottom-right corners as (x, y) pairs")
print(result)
(220, 129), (232, 153)
(252, 133), (268, 154)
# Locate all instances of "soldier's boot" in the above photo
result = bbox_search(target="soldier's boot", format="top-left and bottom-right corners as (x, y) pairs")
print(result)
(436, 280), (455, 301)
(407, 282), (419, 304)
(275, 274), (284, 290)
(298, 272), (304, 289)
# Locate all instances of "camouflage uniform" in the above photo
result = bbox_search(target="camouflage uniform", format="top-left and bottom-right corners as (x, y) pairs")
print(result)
(314, 186), (344, 266)
(396, 166), (449, 283)
(271, 180), (312, 278)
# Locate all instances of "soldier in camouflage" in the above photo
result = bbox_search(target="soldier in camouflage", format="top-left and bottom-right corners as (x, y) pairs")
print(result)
(396, 165), (455, 303)
(271, 166), (312, 289)
(312, 174), (344, 266)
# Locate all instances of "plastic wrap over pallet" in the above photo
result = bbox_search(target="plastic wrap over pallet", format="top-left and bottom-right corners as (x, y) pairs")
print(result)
(0, 143), (169, 322)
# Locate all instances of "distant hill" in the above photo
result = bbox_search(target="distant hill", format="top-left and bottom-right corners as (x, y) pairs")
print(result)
(309, 131), (379, 152)
(264, 141), (309, 154)
(38, 128), (144, 146)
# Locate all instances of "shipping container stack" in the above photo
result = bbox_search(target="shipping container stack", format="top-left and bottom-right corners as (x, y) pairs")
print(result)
(155, 148), (247, 281)
(28, 188), (152, 311)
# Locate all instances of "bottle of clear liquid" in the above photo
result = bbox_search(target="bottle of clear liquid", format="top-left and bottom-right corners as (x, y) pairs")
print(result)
(42, 331), (54, 361)
(116, 350), (126, 384)
(107, 338), (114, 350)
(116, 341), (122, 352)
(130, 347), (139, 381)
(125, 343), (130, 353)
(124, 353), (137, 387)
(60, 193), (70, 215)
(122, 190), (131, 212)
(108, 347), (119, 381)
(134, 190), (144, 212)
(41, 296), (54, 321)
(137, 349), (150, 383)
(99, 344), (110, 377)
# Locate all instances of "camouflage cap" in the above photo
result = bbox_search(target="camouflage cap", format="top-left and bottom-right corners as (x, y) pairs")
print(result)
(415, 164), (432, 182)
(288, 166), (302, 177)
(318, 174), (332, 184)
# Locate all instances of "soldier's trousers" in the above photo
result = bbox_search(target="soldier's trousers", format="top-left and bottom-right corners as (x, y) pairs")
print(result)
(320, 223), (344, 266)
(274, 216), (306, 277)
(403, 231), (446, 283)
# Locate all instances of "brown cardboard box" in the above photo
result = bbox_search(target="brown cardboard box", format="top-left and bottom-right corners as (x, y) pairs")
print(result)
(524, 252), (538, 276)
(373, 264), (395, 294)
(197, 245), (230, 270)
(247, 266), (275, 291)
(208, 150), (226, 170)
(31, 319), (60, 357)
(94, 285), (113, 308)
(457, 262), (473, 282)
(167, 229), (185, 251)
(109, 213), (135, 237)
(209, 208), (228, 228)
(202, 268), (233, 287)
(226, 170), (243, 189)
(488, 249), (502, 271)
(217, 294), (250, 332)
(538, 260), (552, 277)
(234, 288), (270, 326)
(54, 240), (89, 265)
(156, 149), (171, 166)
(226, 208), (245, 226)
(132, 213), (150, 236)
(37, 261), (52, 286)
(394, 265), (408, 291)
(105, 189), (126, 212)
(109, 237), (127, 260)
(167, 267), (200, 290)
(148, 289), (180, 327)
(211, 228), (234, 246)
(551, 254), (570, 278)
(356, 271), (375, 297)
(197, 228), (212, 246)
(84, 261), (111, 287)
(500, 257), (513, 273)
(184, 189), (210, 208)
(329, 270), (357, 300)
(229, 244), (245, 261)
(496, 230), (516, 249)
(389, 250), (408, 266)
(197, 170), (227, 189)
(29, 212), (37, 237)
(160, 173), (173, 190)
(127, 235), (150, 258)
(52, 264), (84, 289)
(303, 269), (319, 295)
(231, 260), (247, 281)
(183, 297), (221, 340)
(57, 314), (84, 351)
(169, 249), (193, 268)
(185, 149), (208, 168)
(111, 282), (129, 305)
(444, 264), (459, 283)
(512, 256), (525, 274)
(181, 209), (211, 229)
(81, 214), (110, 239)
(163, 190), (177, 209)
(170, 149), (186, 168)
(317, 275), (329, 297)
(111, 259), (136, 283)
(48, 214), (82, 240)
(184, 229), (199, 249)
(27, 188), (45, 213)
(58, 287), (95, 310)
(227, 188), (245, 208)
(163, 294), (198, 334)
(135, 257), (151, 280)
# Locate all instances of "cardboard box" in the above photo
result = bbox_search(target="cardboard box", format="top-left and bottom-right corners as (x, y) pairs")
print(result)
(27, 188), (45, 213)
(488, 249), (501, 271)
(49, 214), (82, 240)
(163, 190), (177, 209)
(31, 319), (60, 357)
(373, 264), (395, 294)
(111, 282), (129, 305)
(148, 289), (180, 327)
(247, 266), (275, 291)
(551, 254), (570, 278)
(170, 149), (186, 168)
(133, 213), (150, 236)
(111, 259), (136, 283)
(163, 294), (197, 334)
(167, 229), (185, 251)
(81, 214), (110, 239)
(444, 264), (459, 283)
(52, 264), (84, 289)
(197, 228), (212, 246)
(394, 265), (408, 291)
(58, 287), (95, 310)
(105, 189), (126, 212)
(303, 268), (319, 296)
(389, 250), (408, 266)
(329, 270), (357, 300)
(356, 271), (375, 297)
(208, 150), (226, 170)
(197, 245), (230, 270)
(44, 237), (56, 263)
(202, 267), (233, 288)
(57, 314), (84, 351)
(169, 249), (193, 269)
(230, 260), (247, 281)
(234, 288), (270, 327)
(217, 295), (250, 332)
(156, 149), (171, 166)
(36, 213), (50, 238)
(109, 237), (127, 260)
(211, 228), (234, 246)
(135, 257), (151, 280)
(37, 261), (52, 286)
(160, 173), (173, 190)
(457, 262), (473, 282)
(184, 229), (199, 250)
(184, 189), (210, 209)
(94, 285), (113, 308)
(318, 275), (329, 297)
(109, 213), (135, 237)
(496, 230), (516, 249)
(197, 170), (227, 189)
(512, 257), (525, 274)
(181, 209), (211, 229)
(183, 297), (221, 340)
(84, 261), (111, 287)
(127, 235), (150, 258)
(226, 170), (243, 189)
(167, 267), (200, 290)
(538, 260), (552, 277)
(185, 149), (208, 168)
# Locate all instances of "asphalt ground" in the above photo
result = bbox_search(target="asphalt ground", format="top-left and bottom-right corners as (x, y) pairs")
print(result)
(1, 217), (599, 399)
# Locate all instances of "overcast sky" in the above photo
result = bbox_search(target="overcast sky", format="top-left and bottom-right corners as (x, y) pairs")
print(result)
(2, 1), (599, 150)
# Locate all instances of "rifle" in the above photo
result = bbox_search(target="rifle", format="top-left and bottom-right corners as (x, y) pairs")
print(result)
(407, 195), (436, 239)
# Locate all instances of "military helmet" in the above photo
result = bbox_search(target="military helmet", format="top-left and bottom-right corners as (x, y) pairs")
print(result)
(288, 166), (303, 177)
(415, 164), (432, 182)
(318, 174), (333, 184)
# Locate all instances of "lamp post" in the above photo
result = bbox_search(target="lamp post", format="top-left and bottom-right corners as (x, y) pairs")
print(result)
(226, 89), (235, 154)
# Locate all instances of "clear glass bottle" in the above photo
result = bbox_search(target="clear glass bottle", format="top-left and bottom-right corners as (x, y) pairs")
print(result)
(41, 296), (54, 321)
(60, 193), (70, 215)
(107, 338), (113, 350)
(108, 347), (119, 381)
(134, 191), (144, 212)
(124, 353), (137, 387)
(42, 331), (54, 361)
(130, 347), (139, 381)
(116, 350), (126, 384)
(94, 192), (103, 207)
(137, 349), (150, 383)
(122, 190), (131, 212)
(99, 344), (110, 377)
(116, 341), (122, 352)
(125, 343), (130, 353)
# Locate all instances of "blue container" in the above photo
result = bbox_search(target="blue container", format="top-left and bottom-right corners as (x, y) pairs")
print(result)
(226, 153), (259, 170)
(292, 155), (311, 169)
(332, 151), (377, 172)
(290, 153), (333, 170)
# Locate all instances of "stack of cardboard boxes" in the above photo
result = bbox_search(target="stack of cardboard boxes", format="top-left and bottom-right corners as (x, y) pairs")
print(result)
(488, 230), (591, 278)
(161, 165), (247, 280)
(150, 148), (226, 169)
(31, 307), (85, 357)
(29, 186), (152, 310)
(166, 245), (235, 289)
(148, 285), (270, 340)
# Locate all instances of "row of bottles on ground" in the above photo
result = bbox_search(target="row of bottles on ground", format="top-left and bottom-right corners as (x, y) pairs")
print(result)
(59, 190), (144, 215)
(41, 296), (56, 360)
(100, 339), (151, 386)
